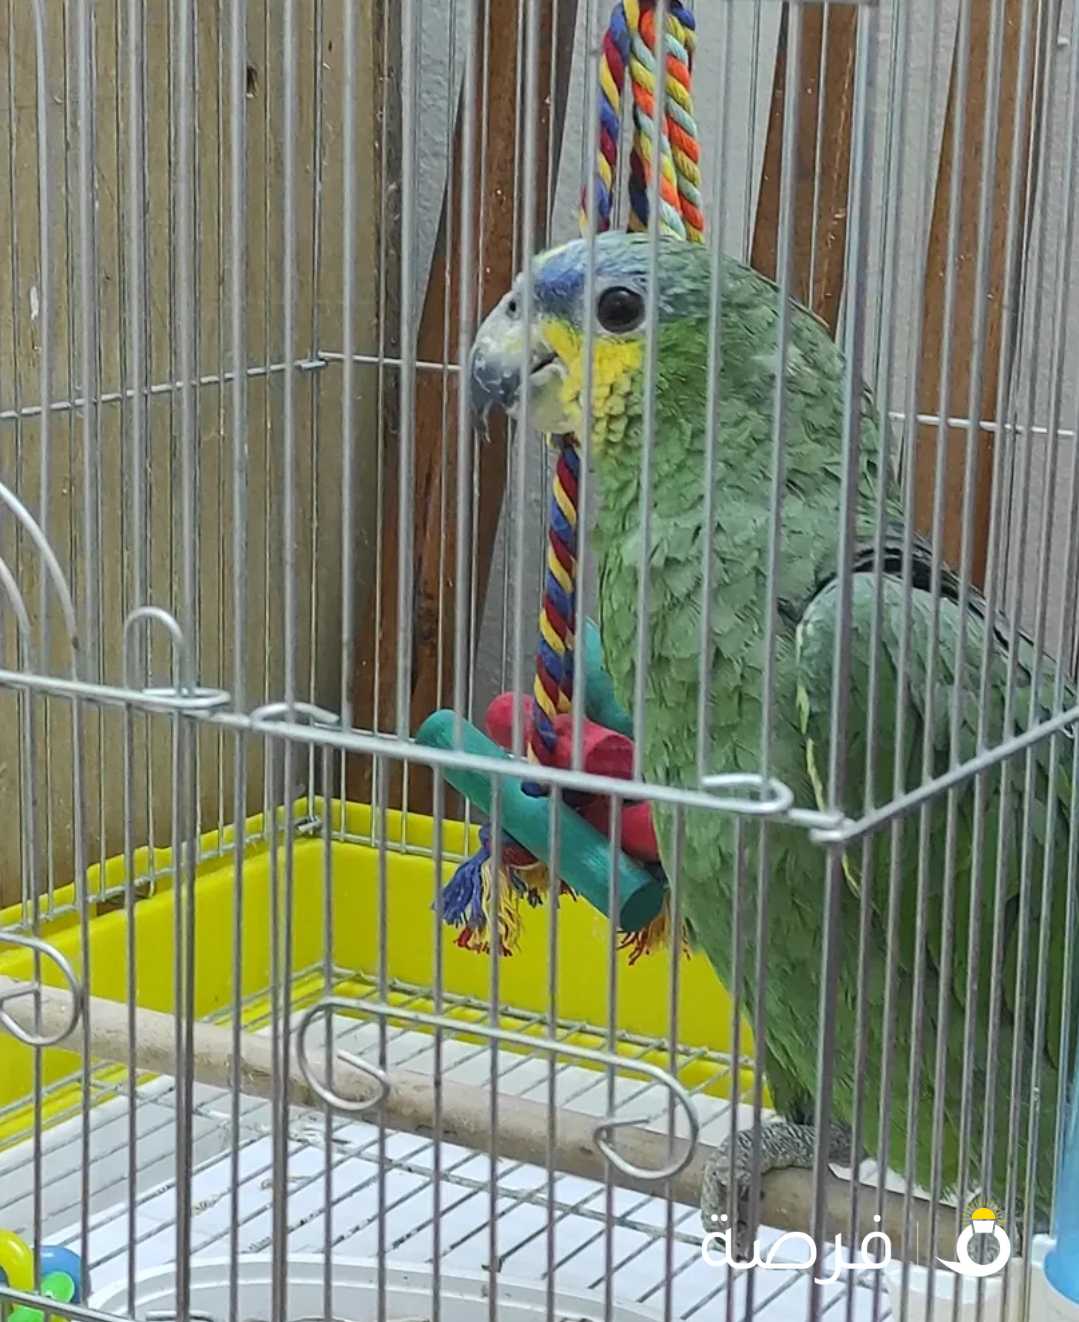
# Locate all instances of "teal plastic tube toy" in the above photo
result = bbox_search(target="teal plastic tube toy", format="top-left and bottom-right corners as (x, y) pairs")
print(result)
(582, 618), (633, 736)
(414, 709), (664, 934)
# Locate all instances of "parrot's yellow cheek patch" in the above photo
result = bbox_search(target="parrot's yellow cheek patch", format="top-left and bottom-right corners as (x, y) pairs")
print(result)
(540, 318), (642, 446)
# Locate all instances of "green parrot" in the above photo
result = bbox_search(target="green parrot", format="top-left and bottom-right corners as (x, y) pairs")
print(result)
(468, 230), (1079, 1243)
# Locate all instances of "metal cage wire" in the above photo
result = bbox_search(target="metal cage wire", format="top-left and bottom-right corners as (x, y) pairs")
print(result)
(0, 1), (1076, 1322)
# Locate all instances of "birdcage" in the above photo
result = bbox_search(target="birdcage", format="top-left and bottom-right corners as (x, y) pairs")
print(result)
(1, 0), (1079, 1320)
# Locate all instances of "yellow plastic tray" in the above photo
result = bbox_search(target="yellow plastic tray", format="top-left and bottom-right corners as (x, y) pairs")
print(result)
(0, 800), (763, 1146)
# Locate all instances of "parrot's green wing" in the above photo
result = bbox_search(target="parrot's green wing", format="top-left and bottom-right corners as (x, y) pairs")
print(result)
(794, 532), (1078, 1182)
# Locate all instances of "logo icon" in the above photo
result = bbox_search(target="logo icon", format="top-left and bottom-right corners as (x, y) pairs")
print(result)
(937, 1205), (1012, 1279)
(699, 1212), (892, 1281)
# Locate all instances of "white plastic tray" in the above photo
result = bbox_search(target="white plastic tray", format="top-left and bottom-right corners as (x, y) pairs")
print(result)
(88, 1253), (665, 1322)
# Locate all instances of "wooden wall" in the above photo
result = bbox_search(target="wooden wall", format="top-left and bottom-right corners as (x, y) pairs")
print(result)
(0, 3), (383, 908)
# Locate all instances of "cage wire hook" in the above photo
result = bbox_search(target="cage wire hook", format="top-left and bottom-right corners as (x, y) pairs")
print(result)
(0, 932), (84, 1048)
(0, 556), (42, 917)
(0, 480), (79, 663)
(252, 701), (342, 853)
(293, 999), (392, 1116)
(249, 699), (340, 727)
(121, 605), (232, 712)
(295, 997), (700, 1182)
(252, 700), (341, 809)
(697, 770), (797, 817)
(591, 1111), (695, 1184)
(0, 557), (35, 674)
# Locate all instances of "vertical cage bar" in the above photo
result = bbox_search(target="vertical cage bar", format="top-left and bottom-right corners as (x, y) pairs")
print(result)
(487, 782), (504, 1322)
(273, 1), (300, 1317)
(27, 2), (51, 1299)
(320, 743), (335, 1322)
(228, 1), (250, 1319)
(810, 10), (877, 1319)
(569, 0), (602, 776)
(631, 0), (670, 781)
(72, 0), (96, 1288)
(396, 0), (420, 741)
(339, 0), (357, 777)
(451, 0), (481, 744)
(915, 0), (982, 1305)
(172, 5), (198, 1317)
(430, 767), (446, 1322)
(544, 782), (563, 1320)
(508, 0), (541, 762)
(30, 0), (55, 919)
(603, 794), (623, 1322)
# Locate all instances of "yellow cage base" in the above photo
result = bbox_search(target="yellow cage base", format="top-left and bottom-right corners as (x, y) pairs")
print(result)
(0, 799), (764, 1147)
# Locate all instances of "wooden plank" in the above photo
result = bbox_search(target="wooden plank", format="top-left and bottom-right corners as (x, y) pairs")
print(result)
(750, 4), (859, 336)
(348, 2), (580, 814)
(913, 0), (1038, 582)
(0, 8), (383, 904)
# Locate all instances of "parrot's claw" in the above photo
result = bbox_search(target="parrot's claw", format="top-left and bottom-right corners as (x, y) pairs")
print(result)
(700, 1120), (857, 1260)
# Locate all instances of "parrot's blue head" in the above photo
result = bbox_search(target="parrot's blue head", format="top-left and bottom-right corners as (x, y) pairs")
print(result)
(469, 232), (710, 437)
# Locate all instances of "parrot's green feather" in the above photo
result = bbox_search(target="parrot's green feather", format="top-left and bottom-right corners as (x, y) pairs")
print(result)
(491, 231), (1077, 1223)
(795, 557), (1078, 1211)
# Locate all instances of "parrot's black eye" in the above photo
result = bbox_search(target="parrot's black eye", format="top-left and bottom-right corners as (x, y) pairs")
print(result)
(506, 295), (519, 318)
(597, 286), (645, 334)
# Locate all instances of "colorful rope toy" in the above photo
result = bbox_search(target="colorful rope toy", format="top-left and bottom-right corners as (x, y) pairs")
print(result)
(585, 0), (703, 240)
(418, 0), (705, 958)
(0, 1232), (85, 1322)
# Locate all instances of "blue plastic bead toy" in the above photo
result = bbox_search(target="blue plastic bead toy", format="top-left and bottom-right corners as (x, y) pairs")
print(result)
(37, 1248), (83, 1303)
(0, 1232), (86, 1322)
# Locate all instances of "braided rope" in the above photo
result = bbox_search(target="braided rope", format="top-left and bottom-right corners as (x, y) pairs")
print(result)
(549, 0), (704, 763)
(529, 441), (579, 766)
(543, 0), (704, 770)
(442, 0), (706, 958)
(587, 3), (630, 237)
(626, 0), (704, 242)
(580, 1), (704, 243)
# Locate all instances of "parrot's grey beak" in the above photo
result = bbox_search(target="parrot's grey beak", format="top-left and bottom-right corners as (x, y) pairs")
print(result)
(468, 336), (525, 424)
(468, 288), (572, 434)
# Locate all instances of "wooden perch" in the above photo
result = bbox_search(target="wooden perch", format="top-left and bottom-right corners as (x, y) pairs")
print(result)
(1, 976), (953, 1264)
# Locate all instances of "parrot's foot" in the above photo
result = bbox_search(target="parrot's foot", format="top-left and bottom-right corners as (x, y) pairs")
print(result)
(700, 1120), (857, 1261)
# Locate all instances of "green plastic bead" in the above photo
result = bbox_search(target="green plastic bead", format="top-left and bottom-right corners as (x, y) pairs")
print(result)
(7, 1307), (42, 1322)
(41, 1273), (74, 1304)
